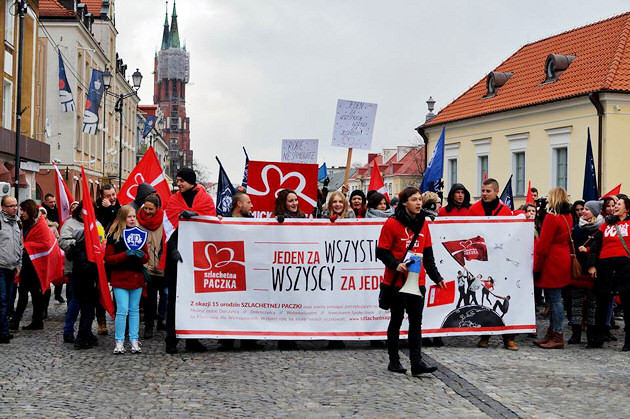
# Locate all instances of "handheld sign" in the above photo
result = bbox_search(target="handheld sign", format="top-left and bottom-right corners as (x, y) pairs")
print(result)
(332, 99), (377, 151)
(281, 139), (319, 164)
(123, 226), (148, 250)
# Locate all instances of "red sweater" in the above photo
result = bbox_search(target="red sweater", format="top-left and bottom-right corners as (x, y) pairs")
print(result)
(105, 240), (149, 290)
(598, 220), (630, 259)
(468, 200), (512, 216)
(438, 206), (470, 216)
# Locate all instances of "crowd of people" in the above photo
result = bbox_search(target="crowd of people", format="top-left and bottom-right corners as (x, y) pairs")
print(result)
(0, 168), (626, 377)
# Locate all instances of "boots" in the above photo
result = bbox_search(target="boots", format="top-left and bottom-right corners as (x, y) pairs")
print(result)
(534, 328), (552, 347)
(568, 324), (582, 344)
(539, 331), (564, 349)
(97, 317), (108, 335)
(586, 325), (603, 348)
(622, 334), (630, 352)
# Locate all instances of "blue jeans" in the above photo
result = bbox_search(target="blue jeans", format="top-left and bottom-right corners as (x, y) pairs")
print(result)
(544, 288), (564, 333)
(0, 268), (15, 337)
(63, 277), (80, 336)
(113, 287), (142, 341)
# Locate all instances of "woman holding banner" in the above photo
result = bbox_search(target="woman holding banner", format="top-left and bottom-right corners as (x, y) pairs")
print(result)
(376, 187), (446, 376)
(322, 191), (355, 220)
(273, 189), (306, 219)
(105, 206), (149, 354)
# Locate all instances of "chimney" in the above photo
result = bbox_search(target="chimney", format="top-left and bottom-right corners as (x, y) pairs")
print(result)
(382, 148), (396, 162)
(367, 153), (378, 164)
(397, 146), (413, 161)
(425, 96), (436, 123)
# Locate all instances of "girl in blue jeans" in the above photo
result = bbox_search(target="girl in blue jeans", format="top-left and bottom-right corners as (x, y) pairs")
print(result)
(104, 205), (148, 354)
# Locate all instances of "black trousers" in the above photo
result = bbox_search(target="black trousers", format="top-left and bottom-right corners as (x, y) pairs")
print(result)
(145, 275), (165, 328)
(387, 289), (425, 366)
(165, 258), (178, 346)
(14, 273), (43, 324)
(72, 273), (98, 341)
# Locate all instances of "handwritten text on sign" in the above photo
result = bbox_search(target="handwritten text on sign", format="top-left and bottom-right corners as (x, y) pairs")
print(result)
(281, 139), (319, 164)
(332, 99), (377, 150)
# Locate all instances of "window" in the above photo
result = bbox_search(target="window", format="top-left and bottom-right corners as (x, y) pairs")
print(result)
(448, 158), (458, 189)
(478, 155), (488, 188)
(513, 152), (525, 196)
(2, 79), (12, 129)
(554, 147), (568, 189)
(170, 117), (178, 130)
(5, 0), (14, 44)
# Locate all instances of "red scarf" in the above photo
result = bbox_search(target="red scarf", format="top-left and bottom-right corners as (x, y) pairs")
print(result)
(164, 185), (216, 239)
(137, 207), (164, 231)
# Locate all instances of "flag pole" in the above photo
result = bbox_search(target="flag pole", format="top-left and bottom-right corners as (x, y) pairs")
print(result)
(343, 147), (353, 190)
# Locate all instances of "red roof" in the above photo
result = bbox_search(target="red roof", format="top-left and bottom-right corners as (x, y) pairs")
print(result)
(40, 0), (76, 17)
(352, 148), (425, 181)
(425, 12), (630, 127)
(83, 0), (105, 15)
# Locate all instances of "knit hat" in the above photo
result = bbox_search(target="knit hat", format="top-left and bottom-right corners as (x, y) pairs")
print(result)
(350, 190), (366, 204)
(176, 168), (197, 185)
(584, 200), (603, 218)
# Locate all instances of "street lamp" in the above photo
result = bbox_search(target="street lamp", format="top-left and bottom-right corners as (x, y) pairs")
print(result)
(104, 68), (142, 188)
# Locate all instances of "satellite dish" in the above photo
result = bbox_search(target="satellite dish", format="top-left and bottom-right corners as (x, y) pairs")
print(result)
(45, 119), (51, 138)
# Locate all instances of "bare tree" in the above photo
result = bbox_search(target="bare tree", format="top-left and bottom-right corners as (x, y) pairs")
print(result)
(192, 159), (213, 185)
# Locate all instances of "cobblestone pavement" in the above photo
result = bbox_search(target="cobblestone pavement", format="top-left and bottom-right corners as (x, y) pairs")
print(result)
(0, 302), (628, 418)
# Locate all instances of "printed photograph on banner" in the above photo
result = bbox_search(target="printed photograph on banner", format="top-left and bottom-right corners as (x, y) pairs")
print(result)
(332, 99), (377, 150)
(245, 160), (318, 218)
(281, 139), (319, 164)
(423, 220), (536, 336)
(193, 241), (247, 293)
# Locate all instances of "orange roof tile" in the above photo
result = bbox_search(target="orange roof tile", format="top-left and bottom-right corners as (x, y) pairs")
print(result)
(425, 12), (630, 127)
(83, 0), (105, 15)
(40, 0), (75, 17)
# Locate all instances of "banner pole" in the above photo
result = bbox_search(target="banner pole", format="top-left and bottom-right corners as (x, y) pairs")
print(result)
(343, 147), (353, 190)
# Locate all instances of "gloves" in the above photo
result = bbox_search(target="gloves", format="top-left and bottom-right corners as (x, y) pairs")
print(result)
(323, 177), (330, 187)
(180, 210), (198, 219)
(125, 249), (145, 258)
(72, 227), (85, 242)
(276, 215), (285, 223)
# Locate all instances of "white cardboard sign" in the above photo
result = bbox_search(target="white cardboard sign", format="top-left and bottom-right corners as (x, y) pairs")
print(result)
(332, 99), (378, 150)
(281, 139), (319, 164)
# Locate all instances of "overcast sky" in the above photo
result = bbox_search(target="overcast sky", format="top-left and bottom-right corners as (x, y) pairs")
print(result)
(116, 1), (629, 182)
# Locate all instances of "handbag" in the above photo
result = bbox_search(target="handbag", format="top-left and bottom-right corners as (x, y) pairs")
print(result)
(378, 229), (421, 310)
(561, 215), (583, 279)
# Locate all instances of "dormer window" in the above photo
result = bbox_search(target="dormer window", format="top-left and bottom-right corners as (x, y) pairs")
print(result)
(485, 71), (513, 98)
(544, 54), (575, 83)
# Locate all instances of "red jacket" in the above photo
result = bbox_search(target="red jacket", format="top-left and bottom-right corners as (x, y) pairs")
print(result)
(534, 213), (572, 289)
(105, 239), (149, 290)
(468, 200), (512, 216)
(438, 206), (470, 216)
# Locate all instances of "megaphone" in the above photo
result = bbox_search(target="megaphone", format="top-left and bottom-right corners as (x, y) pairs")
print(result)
(399, 253), (424, 297)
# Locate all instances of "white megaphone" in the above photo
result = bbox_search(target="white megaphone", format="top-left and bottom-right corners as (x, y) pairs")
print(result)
(399, 253), (424, 297)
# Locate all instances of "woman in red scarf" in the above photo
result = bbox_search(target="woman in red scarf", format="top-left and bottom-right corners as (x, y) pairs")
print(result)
(137, 194), (166, 339)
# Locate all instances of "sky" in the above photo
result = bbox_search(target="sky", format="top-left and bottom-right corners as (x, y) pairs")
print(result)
(116, 1), (630, 182)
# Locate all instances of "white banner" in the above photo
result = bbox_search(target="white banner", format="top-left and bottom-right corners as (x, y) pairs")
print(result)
(176, 217), (535, 339)
(281, 139), (319, 164)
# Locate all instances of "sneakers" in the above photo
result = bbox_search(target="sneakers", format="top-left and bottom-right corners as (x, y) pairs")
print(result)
(130, 340), (142, 354)
(113, 340), (126, 354)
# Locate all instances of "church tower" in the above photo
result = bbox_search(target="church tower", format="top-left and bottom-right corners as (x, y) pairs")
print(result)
(154, 0), (192, 183)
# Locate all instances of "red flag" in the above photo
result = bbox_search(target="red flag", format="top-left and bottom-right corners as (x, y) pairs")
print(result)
(118, 147), (171, 207)
(526, 180), (534, 204)
(81, 167), (115, 318)
(601, 183), (621, 199)
(368, 160), (389, 200)
(23, 216), (65, 293)
(53, 163), (74, 226)
(442, 236), (488, 266)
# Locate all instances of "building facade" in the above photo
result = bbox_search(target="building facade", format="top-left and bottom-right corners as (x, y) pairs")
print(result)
(0, 0), (49, 200)
(36, 0), (140, 200)
(418, 13), (630, 204)
(154, 0), (191, 187)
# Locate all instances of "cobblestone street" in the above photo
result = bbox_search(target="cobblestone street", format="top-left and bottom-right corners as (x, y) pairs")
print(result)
(0, 302), (628, 418)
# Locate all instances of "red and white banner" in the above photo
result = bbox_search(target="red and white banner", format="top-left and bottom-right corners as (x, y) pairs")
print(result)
(118, 146), (171, 207)
(53, 163), (74, 225)
(24, 216), (65, 292)
(246, 160), (318, 218)
(175, 217), (535, 339)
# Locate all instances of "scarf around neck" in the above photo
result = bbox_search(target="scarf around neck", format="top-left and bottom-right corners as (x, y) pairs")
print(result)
(137, 207), (164, 231)
(2, 210), (17, 224)
(579, 214), (604, 234)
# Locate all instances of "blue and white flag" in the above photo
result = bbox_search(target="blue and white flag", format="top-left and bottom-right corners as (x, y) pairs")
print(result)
(420, 127), (445, 193)
(500, 175), (514, 211)
(58, 51), (75, 112)
(318, 163), (328, 181)
(82, 69), (104, 135)
(241, 147), (249, 188)
(216, 157), (237, 216)
(142, 114), (157, 138)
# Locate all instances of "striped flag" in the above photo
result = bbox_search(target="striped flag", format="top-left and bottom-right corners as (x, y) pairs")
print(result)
(53, 163), (74, 226)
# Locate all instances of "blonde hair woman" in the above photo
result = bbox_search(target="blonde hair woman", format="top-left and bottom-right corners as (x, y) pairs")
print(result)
(322, 191), (355, 220)
(104, 205), (149, 354)
(533, 187), (572, 349)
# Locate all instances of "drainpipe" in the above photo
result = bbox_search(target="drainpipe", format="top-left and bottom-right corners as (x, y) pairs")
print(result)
(588, 92), (603, 195)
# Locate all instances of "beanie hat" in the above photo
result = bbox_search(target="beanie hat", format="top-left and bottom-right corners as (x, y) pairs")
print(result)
(176, 168), (197, 185)
(584, 200), (603, 218)
(350, 190), (366, 204)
